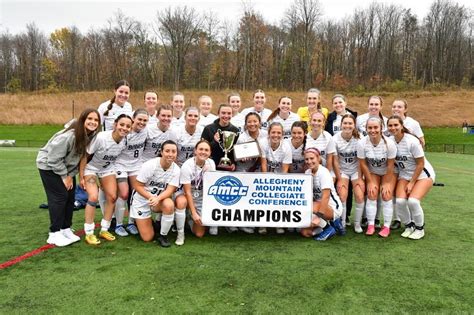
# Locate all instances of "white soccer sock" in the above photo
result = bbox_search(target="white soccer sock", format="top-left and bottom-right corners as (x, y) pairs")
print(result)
(128, 217), (135, 225)
(408, 198), (424, 227)
(174, 208), (186, 233)
(395, 198), (410, 225)
(354, 201), (365, 225)
(100, 219), (111, 232)
(392, 197), (400, 221)
(84, 222), (95, 235)
(98, 188), (106, 216)
(317, 218), (327, 229)
(382, 200), (393, 228)
(115, 198), (126, 226)
(341, 201), (347, 225)
(366, 199), (377, 225)
(160, 214), (174, 236)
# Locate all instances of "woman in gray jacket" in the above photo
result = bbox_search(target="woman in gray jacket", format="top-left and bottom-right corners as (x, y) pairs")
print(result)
(37, 108), (101, 246)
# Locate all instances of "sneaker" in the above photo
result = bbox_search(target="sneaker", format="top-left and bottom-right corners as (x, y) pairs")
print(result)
(332, 218), (346, 236)
(226, 227), (239, 233)
(258, 227), (267, 235)
(115, 225), (129, 237)
(408, 228), (425, 240)
(390, 220), (401, 230)
(240, 227), (255, 234)
(378, 226), (390, 238)
(61, 228), (80, 243)
(85, 234), (101, 245)
(314, 225), (336, 241)
(99, 230), (116, 241)
(354, 223), (363, 234)
(401, 224), (415, 238)
(175, 232), (185, 246)
(157, 234), (171, 247)
(276, 228), (285, 234)
(126, 224), (139, 235)
(47, 231), (73, 247)
(366, 224), (375, 236)
(209, 226), (218, 235)
(374, 219), (381, 229)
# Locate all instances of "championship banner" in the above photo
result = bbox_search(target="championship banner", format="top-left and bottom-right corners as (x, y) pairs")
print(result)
(202, 171), (313, 228)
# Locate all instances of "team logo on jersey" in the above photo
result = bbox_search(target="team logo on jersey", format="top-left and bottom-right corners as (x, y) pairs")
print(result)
(208, 176), (248, 205)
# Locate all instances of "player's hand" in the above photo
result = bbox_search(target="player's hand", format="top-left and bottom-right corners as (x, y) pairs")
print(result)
(148, 196), (160, 207)
(336, 182), (345, 194)
(367, 181), (378, 197)
(381, 184), (392, 200)
(213, 132), (220, 142)
(406, 182), (414, 195)
(192, 212), (202, 225)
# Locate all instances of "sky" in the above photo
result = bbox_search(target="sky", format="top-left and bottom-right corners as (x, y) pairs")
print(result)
(0, 0), (472, 35)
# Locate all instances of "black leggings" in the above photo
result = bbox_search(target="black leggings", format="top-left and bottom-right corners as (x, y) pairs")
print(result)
(39, 169), (75, 232)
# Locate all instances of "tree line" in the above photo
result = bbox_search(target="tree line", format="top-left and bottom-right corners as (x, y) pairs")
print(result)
(0, 0), (472, 93)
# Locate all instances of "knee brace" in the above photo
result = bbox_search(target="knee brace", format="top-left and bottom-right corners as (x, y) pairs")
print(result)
(87, 200), (98, 207)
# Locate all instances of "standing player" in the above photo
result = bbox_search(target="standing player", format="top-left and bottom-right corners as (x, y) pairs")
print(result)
(235, 112), (268, 173)
(80, 114), (132, 245)
(144, 91), (159, 126)
(170, 92), (186, 129)
(37, 108), (101, 246)
(297, 88), (329, 133)
(229, 92), (245, 132)
(287, 121), (308, 174)
(175, 107), (204, 166)
(130, 140), (181, 247)
(266, 96), (300, 139)
(98, 80), (133, 131)
(326, 94), (358, 135)
(198, 95), (217, 128)
(113, 109), (149, 237)
(356, 95), (388, 136)
(306, 111), (336, 174)
(300, 148), (344, 241)
(180, 140), (216, 238)
(332, 114), (365, 232)
(240, 89), (272, 129)
(357, 117), (397, 237)
(388, 116), (435, 240)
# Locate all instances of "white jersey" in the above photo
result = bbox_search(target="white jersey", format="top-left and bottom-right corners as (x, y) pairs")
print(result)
(235, 130), (267, 172)
(332, 114), (344, 134)
(286, 138), (305, 173)
(268, 112), (300, 139)
(174, 125), (204, 166)
(230, 113), (245, 133)
(180, 157), (216, 214)
(394, 133), (434, 181)
(403, 117), (424, 138)
(171, 112), (186, 129)
(240, 107), (272, 129)
(261, 140), (292, 173)
(98, 100), (133, 131)
(357, 135), (397, 176)
(198, 113), (218, 128)
(305, 166), (342, 206)
(333, 132), (360, 176)
(147, 111), (158, 126)
(142, 124), (179, 161)
(306, 131), (336, 167)
(86, 130), (126, 173)
(131, 158), (181, 208)
(115, 129), (148, 172)
(356, 113), (388, 136)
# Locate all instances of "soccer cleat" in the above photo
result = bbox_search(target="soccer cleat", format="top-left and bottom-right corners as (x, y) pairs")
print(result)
(366, 224), (375, 236)
(85, 234), (101, 245)
(209, 226), (218, 235)
(226, 227), (239, 233)
(378, 226), (391, 238)
(401, 224), (415, 238)
(61, 228), (80, 243)
(353, 223), (363, 234)
(99, 230), (116, 241)
(390, 220), (401, 230)
(408, 228), (425, 240)
(314, 225), (336, 241)
(157, 234), (171, 247)
(126, 224), (139, 235)
(240, 227), (255, 234)
(345, 218), (351, 227)
(115, 225), (129, 237)
(175, 232), (185, 246)
(332, 218), (346, 236)
(258, 227), (267, 235)
(276, 228), (285, 234)
(47, 231), (73, 247)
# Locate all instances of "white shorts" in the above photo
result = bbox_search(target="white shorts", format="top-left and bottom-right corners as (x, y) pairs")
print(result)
(341, 172), (359, 181)
(116, 169), (139, 180)
(312, 198), (342, 221)
(399, 165), (436, 182)
(84, 167), (116, 178)
(130, 203), (152, 219)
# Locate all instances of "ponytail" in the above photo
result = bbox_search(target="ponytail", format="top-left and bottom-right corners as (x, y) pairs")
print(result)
(103, 97), (115, 117)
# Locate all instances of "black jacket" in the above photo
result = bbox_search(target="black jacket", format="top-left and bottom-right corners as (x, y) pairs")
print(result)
(325, 108), (358, 135)
(201, 118), (240, 166)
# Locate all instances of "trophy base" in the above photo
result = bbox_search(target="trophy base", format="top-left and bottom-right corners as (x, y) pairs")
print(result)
(217, 163), (235, 171)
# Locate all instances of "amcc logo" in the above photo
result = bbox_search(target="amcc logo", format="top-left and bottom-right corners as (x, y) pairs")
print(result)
(208, 176), (248, 205)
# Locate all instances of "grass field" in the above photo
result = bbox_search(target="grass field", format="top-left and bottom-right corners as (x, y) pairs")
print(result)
(0, 147), (473, 313)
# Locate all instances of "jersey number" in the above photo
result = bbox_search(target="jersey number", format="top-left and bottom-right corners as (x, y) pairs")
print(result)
(134, 150), (139, 158)
(103, 161), (111, 168)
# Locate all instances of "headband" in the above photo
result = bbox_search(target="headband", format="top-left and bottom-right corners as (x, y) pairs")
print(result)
(304, 147), (320, 156)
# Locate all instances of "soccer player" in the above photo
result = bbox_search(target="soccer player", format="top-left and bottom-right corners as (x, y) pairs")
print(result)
(170, 92), (186, 129)
(325, 94), (358, 135)
(388, 116), (435, 240)
(240, 89), (272, 129)
(142, 105), (178, 162)
(266, 96), (300, 139)
(198, 95), (217, 128)
(306, 111), (336, 174)
(287, 121), (308, 174)
(37, 108), (100, 246)
(80, 114), (132, 245)
(130, 140), (181, 247)
(175, 107), (204, 166)
(357, 117), (397, 237)
(229, 92), (245, 132)
(98, 80), (133, 131)
(297, 88), (329, 133)
(356, 95), (388, 136)
(144, 91), (159, 126)
(301, 148), (344, 241)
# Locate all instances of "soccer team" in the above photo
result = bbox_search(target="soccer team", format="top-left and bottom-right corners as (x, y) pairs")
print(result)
(37, 80), (435, 248)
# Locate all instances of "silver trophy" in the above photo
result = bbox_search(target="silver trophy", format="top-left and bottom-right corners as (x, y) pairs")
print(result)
(217, 129), (237, 171)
